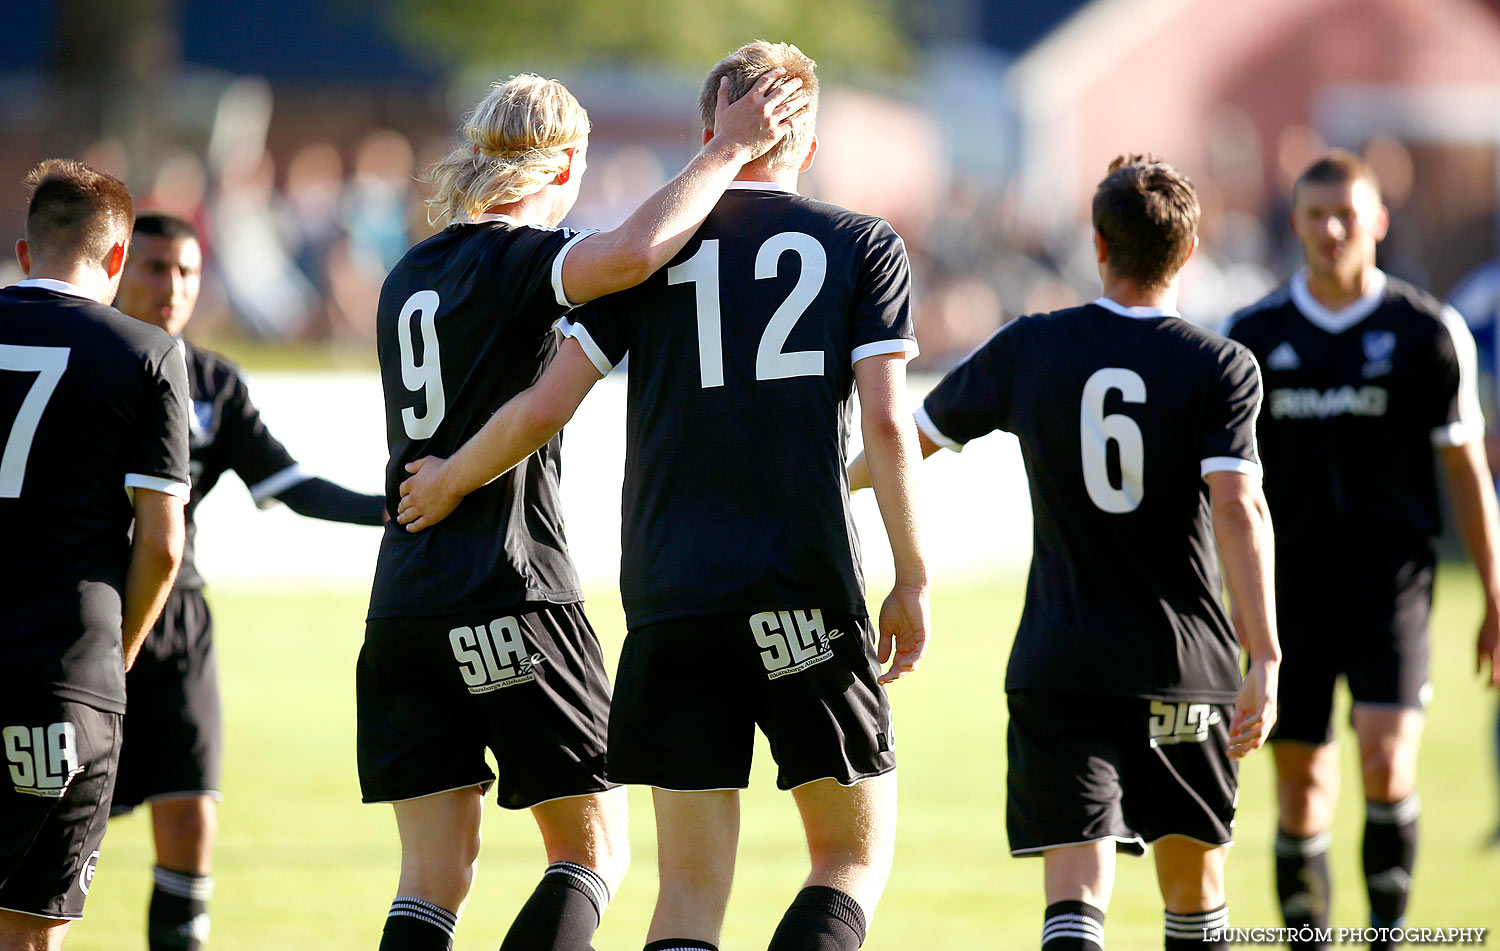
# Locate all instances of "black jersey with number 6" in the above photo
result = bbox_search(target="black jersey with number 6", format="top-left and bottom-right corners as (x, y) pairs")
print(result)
(0, 281), (191, 712)
(919, 299), (1262, 703)
(368, 217), (594, 619)
(562, 182), (916, 627)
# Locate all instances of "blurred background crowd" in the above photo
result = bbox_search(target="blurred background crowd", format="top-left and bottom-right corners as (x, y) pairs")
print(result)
(4, 0), (1500, 374)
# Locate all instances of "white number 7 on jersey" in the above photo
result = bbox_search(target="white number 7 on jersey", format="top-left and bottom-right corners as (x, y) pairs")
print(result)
(0, 344), (70, 498)
(1080, 367), (1145, 513)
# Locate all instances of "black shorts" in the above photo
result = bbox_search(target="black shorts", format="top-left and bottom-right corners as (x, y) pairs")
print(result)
(607, 609), (895, 791)
(1271, 546), (1434, 746)
(112, 587), (221, 812)
(1007, 690), (1237, 857)
(0, 697), (120, 920)
(358, 601), (615, 809)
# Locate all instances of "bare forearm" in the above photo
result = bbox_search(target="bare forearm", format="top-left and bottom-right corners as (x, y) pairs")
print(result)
(122, 535), (182, 669)
(1444, 442), (1500, 601)
(620, 142), (748, 274)
(441, 396), (560, 498)
(1214, 494), (1280, 665)
(863, 415), (927, 585)
(850, 428), (941, 493)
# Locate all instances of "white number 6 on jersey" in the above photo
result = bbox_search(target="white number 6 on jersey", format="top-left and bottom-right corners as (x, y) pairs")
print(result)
(396, 290), (445, 439)
(1080, 368), (1145, 513)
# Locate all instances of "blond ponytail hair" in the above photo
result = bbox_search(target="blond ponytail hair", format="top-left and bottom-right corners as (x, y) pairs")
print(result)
(423, 74), (591, 225)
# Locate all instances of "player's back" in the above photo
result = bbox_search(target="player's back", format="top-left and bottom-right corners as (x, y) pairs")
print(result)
(921, 300), (1260, 701)
(0, 282), (189, 707)
(369, 218), (589, 619)
(563, 184), (915, 626)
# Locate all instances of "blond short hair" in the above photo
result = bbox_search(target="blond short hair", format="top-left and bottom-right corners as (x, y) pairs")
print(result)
(423, 74), (590, 225)
(699, 41), (818, 171)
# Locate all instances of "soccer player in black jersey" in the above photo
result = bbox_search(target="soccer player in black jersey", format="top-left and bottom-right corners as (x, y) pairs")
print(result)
(107, 211), (385, 951)
(1225, 151), (1500, 950)
(396, 42), (928, 951)
(850, 156), (1281, 951)
(1, 161), (189, 949)
(363, 70), (809, 951)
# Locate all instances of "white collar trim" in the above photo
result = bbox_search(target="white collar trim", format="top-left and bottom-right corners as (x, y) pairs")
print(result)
(464, 211), (522, 226)
(1092, 296), (1180, 319)
(728, 180), (799, 195)
(1290, 268), (1388, 334)
(13, 277), (92, 300)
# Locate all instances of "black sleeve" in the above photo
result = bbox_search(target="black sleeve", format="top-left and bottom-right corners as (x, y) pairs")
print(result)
(916, 320), (1022, 450)
(1428, 304), (1484, 447)
(124, 340), (191, 498)
(504, 225), (597, 337)
(215, 369), (303, 506)
(1199, 342), (1263, 476)
(850, 220), (917, 364)
(561, 292), (631, 374)
(276, 477), (386, 525)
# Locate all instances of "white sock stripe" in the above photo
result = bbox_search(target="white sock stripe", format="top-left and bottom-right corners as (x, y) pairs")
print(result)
(1275, 830), (1332, 856)
(1367, 793), (1422, 825)
(1167, 923), (1217, 938)
(1044, 917), (1106, 939)
(1165, 908), (1229, 925)
(1042, 929), (1104, 948)
(544, 862), (611, 910)
(387, 904), (457, 937)
(152, 868), (214, 900)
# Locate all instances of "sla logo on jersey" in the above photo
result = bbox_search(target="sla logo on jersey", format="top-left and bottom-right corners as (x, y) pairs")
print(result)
(79, 850), (99, 895)
(1362, 330), (1397, 379)
(3, 723), (82, 797)
(449, 617), (544, 694)
(750, 609), (839, 680)
(1269, 386), (1388, 420)
(1265, 342), (1301, 371)
(1147, 701), (1221, 747)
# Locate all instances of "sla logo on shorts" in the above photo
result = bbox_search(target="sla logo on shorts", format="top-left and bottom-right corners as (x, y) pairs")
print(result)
(750, 609), (838, 680)
(79, 850), (99, 895)
(449, 616), (545, 694)
(1147, 701), (1221, 747)
(3, 722), (82, 797)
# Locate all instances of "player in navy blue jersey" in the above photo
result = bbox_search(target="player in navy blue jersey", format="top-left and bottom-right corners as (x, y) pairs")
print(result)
(363, 70), (809, 951)
(396, 42), (928, 951)
(1225, 151), (1500, 950)
(1, 161), (188, 949)
(107, 211), (385, 951)
(852, 156), (1281, 951)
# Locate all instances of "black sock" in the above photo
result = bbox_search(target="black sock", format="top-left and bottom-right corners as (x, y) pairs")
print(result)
(1041, 900), (1105, 951)
(1364, 794), (1419, 947)
(379, 897), (457, 951)
(642, 941), (717, 951)
(1275, 829), (1331, 945)
(766, 885), (868, 950)
(499, 861), (611, 951)
(148, 867), (212, 951)
(1164, 905), (1229, 949)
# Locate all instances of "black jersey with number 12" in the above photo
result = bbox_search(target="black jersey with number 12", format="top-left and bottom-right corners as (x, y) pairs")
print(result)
(563, 183), (917, 628)
(368, 217), (594, 619)
(919, 300), (1262, 703)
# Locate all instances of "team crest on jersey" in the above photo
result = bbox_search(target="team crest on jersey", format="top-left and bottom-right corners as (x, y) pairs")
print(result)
(3, 722), (83, 797)
(449, 617), (544, 694)
(1147, 701), (1221, 747)
(750, 609), (839, 680)
(1362, 330), (1397, 378)
(188, 400), (215, 449)
(1265, 341), (1301, 371)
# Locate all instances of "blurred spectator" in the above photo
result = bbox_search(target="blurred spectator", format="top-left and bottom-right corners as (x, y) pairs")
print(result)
(210, 151), (320, 338)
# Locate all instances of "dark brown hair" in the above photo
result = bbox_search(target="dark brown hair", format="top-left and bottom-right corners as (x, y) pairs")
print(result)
(699, 41), (818, 170)
(1293, 148), (1382, 205)
(1091, 154), (1200, 291)
(133, 210), (199, 243)
(23, 158), (134, 266)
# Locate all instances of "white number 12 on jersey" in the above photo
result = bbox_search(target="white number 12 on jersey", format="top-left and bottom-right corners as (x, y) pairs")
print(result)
(1080, 367), (1145, 513)
(0, 344), (70, 498)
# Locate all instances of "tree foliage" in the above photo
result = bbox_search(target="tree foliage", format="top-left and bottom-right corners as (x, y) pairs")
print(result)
(387, 0), (910, 76)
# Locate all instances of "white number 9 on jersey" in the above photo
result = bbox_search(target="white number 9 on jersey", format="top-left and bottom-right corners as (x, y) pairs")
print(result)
(1080, 367), (1146, 513)
(396, 290), (445, 439)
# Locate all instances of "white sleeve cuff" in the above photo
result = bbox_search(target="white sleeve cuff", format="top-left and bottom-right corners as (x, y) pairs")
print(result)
(1200, 456), (1263, 479)
(851, 338), (919, 366)
(551, 229), (600, 309)
(914, 405), (964, 453)
(558, 317), (614, 374)
(247, 464), (311, 507)
(1432, 421), (1482, 448)
(124, 473), (190, 501)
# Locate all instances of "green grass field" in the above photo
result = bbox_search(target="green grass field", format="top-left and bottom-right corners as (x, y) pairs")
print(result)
(67, 575), (1499, 949)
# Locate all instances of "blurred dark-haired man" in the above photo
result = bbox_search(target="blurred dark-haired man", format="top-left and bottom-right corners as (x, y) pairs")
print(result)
(109, 211), (385, 951)
(852, 155), (1281, 951)
(0, 160), (189, 950)
(1225, 150), (1500, 950)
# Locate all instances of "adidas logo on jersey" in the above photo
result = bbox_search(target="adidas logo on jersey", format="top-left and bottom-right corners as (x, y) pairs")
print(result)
(1266, 341), (1300, 370)
(1269, 386), (1388, 420)
(1147, 701), (1221, 747)
(449, 616), (544, 694)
